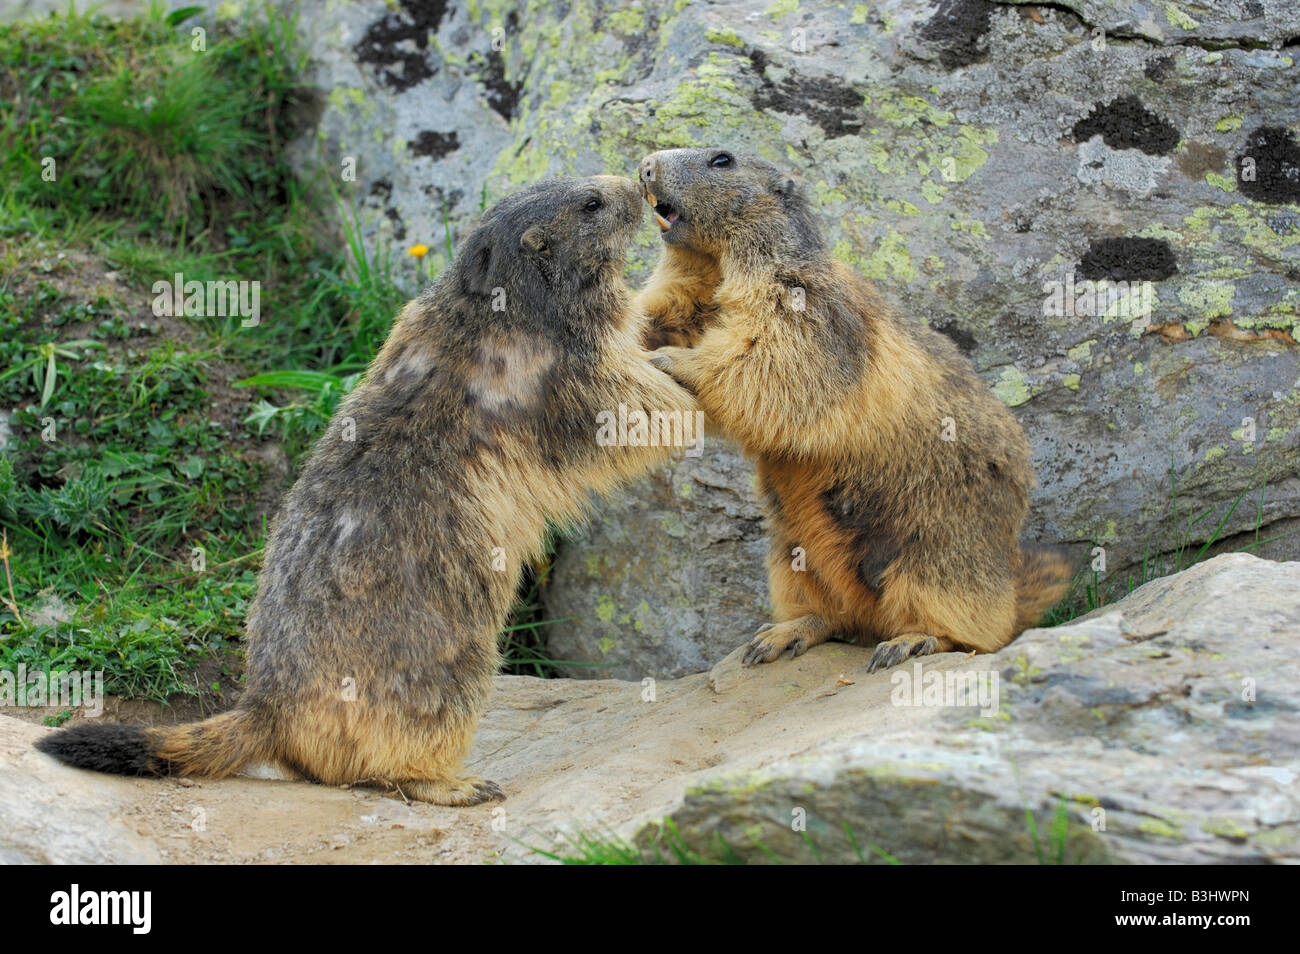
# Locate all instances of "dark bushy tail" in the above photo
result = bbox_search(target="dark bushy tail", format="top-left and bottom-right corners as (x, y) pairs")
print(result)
(1013, 544), (1073, 632)
(36, 707), (268, 779)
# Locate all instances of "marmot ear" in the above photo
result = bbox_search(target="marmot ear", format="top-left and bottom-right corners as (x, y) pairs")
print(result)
(460, 235), (495, 297)
(521, 225), (550, 256)
(777, 177), (798, 200)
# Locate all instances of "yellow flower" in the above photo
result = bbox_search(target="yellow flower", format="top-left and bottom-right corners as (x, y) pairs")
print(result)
(409, 244), (429, 258)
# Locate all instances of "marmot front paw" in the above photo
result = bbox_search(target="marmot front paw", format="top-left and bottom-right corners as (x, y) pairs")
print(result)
(648, 346), (697, 392)
(742, 615), (833, 666)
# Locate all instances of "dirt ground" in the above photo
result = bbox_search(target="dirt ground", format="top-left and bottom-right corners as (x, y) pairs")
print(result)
(1, 640), (942, 864)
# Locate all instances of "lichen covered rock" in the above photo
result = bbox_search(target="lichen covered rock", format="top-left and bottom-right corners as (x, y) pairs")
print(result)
(46, 0), (1296, 678)
(634, 552), (1300, 863)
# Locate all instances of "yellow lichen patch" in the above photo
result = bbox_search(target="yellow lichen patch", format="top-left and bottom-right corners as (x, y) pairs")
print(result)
(992, 367), (1032, 407)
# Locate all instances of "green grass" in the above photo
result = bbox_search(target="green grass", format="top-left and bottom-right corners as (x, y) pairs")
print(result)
(0, 531), (258, 703)
(526, 806), (1072, 864)
(0, 289), (266, 699)
(0, 2), (554, 702)
(1026, 795), (1072, 865)
(525, 818), (737, 865)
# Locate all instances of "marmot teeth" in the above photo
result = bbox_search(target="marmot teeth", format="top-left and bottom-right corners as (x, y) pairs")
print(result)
(652, 201), (680, 231)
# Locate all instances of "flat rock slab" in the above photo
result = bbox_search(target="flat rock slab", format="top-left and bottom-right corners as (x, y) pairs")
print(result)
(3, 553), (1295, 863)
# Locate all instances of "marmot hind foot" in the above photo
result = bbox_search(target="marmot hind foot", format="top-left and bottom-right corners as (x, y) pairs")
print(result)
(390, 775), (505, 806)
(866, 633), (955, 673)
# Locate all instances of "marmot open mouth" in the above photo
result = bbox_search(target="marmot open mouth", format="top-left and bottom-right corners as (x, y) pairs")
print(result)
(652, 200), (680, 232)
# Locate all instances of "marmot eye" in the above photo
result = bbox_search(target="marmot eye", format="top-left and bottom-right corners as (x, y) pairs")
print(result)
(584, 197), (603, 212)
(710, 153), (733, 169)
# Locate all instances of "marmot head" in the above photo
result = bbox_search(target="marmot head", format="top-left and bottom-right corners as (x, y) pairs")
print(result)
(454, 175), (643, 312)
(637, 148), (823, 261)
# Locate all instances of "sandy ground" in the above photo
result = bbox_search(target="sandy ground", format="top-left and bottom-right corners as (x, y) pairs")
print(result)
(1, 640), (949, 864)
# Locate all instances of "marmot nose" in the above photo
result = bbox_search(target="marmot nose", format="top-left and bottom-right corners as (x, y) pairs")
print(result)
(615, 177), (642, 219)
(638, 155), (658, 186)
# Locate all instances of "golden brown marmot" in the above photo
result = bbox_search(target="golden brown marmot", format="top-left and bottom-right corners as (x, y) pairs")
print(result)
(634, 148), (1071, 672)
